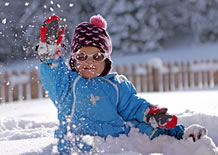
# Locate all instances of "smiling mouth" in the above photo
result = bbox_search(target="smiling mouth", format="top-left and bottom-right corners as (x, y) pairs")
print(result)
(83, 66), (96, 70)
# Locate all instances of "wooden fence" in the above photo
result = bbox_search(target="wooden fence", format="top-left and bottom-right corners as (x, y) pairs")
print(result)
(0, 69), (46, 103)
(115, 59), (218, 92)
(0, 59), (218, 103)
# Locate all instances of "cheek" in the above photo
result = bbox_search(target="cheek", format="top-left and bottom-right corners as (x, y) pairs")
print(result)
(75, 61), (82, 71)
(97, 62), (105, 72)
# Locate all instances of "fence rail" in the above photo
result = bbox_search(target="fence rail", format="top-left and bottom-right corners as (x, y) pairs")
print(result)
(0, 59), (218, 103)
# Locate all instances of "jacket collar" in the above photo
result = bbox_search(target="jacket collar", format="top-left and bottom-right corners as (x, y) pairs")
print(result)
(103, 72), (117, 79)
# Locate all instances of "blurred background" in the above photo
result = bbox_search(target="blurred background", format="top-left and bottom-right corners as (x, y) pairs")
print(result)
(1, 0), (218, 63)
(0, 0), (218, 103)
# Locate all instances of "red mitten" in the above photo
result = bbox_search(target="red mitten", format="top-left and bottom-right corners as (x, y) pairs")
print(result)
(40, 15), (65, 46)
(36, 15), (65, 61)
(144, 105), (177, 129)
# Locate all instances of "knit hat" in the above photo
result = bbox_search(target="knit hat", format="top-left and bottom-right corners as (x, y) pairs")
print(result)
(71, 14), (112, 55)
(69, 14), (112, 76)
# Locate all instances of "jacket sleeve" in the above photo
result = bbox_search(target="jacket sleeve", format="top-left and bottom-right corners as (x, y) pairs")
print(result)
(150, 125), (185, 140)
(115, 75), (150, 122)
(40, 57), (75, 107)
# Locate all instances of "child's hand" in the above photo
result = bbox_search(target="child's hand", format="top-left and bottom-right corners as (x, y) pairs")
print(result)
(144, 105), (178, 129)
(36, 15), (65, 62)
(183, 124), (208, 142)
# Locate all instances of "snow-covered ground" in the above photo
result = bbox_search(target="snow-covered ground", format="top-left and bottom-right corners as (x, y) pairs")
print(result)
(0, 90), (218, 155)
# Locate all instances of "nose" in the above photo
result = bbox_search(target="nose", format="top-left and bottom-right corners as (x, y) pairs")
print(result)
(86, 56), (94, 62)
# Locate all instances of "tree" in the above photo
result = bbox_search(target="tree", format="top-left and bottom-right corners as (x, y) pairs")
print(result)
(185, 0), (218, 42)
(1, 0), (218, 63)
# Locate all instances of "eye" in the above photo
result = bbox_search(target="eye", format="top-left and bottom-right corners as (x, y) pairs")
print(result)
(93, 53), (105, 61)
(76, 53), (87, 61)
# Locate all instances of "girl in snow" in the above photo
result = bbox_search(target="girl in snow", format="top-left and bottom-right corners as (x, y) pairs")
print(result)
(36, 15), (207, 154)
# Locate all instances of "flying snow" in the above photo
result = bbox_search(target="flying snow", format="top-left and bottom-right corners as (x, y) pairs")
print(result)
(57, 3), (61, 8)
(50, 7), (54, 12)
(2, 18), (7, 24)
(25, 2), (29, 6)
(4, 2), (9, 6)
(69, 3), (74, 7)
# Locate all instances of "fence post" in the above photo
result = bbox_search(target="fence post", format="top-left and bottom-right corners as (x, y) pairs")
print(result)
(4, 72), (9, 103)
(115, 65), (121, 74)
(131, 64), (137, 89)
(160, 62), (166, 91)
(187, 61), (191, 88)
(206, 60), (211, 87)
(30, 70), (39, 99)
(22, 70), (27, 100)
(174, 62), (179, 89)
(145, 64), (151, 92)
(193, 60), (199, 88)
(214, 59), (218, 85)
(167, 63), (172, 91)
(42, 87), (47, 98)
(12, 71), (19, 101)
(199, 60), (205, 87)
(139, 64), (146, 92)
(152, 67), (159, 92)
(123, 64), (129, 80)
(162, 74), (167, 92)
(181, 62), (185, 89)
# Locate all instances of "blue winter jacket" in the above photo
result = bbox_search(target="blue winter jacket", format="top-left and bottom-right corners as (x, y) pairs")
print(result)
(40, 58), (184, 154)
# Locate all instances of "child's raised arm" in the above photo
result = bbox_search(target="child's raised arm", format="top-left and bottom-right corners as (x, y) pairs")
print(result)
(36, 16), (74, 106)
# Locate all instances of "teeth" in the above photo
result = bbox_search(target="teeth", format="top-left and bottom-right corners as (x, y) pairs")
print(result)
(83, 66), (96, 69)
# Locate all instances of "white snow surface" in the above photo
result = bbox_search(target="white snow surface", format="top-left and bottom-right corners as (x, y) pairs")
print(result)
(0, 91), (218, 155)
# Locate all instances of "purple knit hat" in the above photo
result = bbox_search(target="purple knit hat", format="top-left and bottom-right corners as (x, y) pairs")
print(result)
(69, 14), (112, 76)
(71, 14), (112, 55)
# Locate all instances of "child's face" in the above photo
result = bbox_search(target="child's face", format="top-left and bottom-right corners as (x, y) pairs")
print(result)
(75, 46), (105, 79)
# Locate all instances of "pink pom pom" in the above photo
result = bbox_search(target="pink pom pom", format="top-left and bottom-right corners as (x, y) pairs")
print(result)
(90, 14), (107, 29)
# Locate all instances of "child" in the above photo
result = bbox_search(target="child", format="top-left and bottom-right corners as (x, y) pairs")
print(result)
(36, 15), (207, 154)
